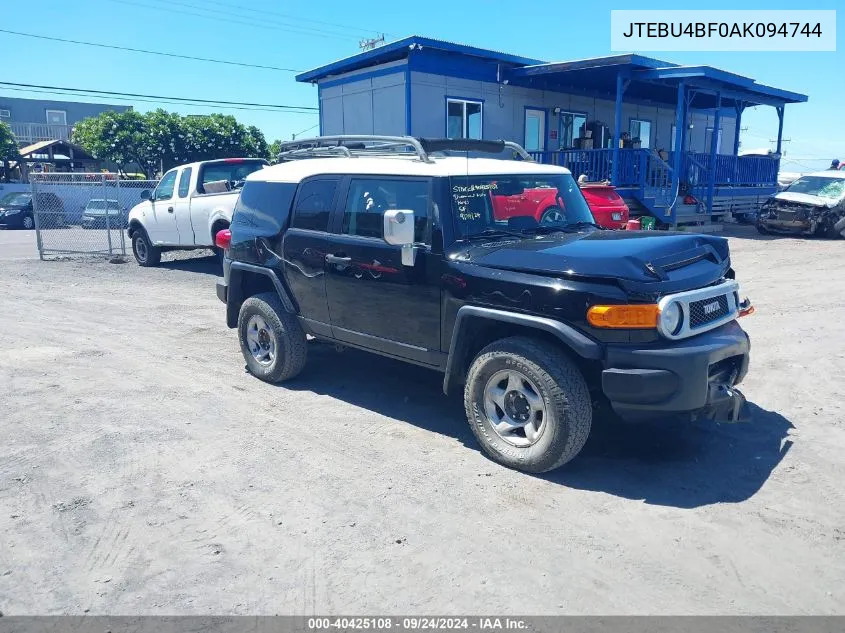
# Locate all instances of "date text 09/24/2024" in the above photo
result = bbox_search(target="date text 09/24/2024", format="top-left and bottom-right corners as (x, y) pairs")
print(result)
(308, 618), (528, 630)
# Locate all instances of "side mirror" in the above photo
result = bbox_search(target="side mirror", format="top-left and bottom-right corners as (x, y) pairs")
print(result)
(140, 190), (152, 201)
(383, 209), (417, 266)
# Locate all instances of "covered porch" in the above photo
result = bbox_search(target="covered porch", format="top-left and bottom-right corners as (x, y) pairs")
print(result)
(506, 55), (807, 225)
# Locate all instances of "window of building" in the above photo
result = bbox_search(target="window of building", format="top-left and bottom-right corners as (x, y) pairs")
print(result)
(629, 119), (651, 149)
(45, 110), (67, 126)
(342, 178), (431, 243)
(177, 167), (192, 198)
(705, 127), (723, 153)
(559, 112), (587, 149)
(524, 108), (545, 152)
(446, 98), (482, 140)
(291, 178), (339, 232)
(0, 109), (10, 119)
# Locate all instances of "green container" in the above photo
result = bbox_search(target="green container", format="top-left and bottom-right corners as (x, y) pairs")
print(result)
(640, 216), (656, 230)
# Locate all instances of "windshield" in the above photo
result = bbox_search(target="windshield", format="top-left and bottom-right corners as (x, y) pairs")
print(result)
(86, 200), (119, 209)
(784, 176), (845, 201)
(0, 192), (31, 206)
(449, 173), (595, 238)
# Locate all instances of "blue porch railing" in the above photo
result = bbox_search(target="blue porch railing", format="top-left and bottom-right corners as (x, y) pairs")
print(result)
(672, 152), (780, 188)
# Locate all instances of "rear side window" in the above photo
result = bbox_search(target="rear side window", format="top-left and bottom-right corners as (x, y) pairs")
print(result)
(198, 160), (267, 194)
(232, 181), (297, 231)
(178, 167), (192, 198)
(291, 179), (338, 232)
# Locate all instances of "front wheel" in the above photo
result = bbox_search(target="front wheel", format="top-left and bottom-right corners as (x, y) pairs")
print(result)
(464, 336), (592, 473)
(21, 214), (34, 230)
(755, 223), (769, 235)
(131, 229), (161, 267)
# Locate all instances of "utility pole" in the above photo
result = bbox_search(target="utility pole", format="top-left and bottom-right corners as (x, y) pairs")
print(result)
(359, 34), (385, 51)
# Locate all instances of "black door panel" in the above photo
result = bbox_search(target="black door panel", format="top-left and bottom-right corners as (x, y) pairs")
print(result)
(282, 228), (331, 324)
(324, 234), (441, 352)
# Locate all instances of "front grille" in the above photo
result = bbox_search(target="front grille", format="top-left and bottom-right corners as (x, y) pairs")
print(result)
(689, 294), (729, 329)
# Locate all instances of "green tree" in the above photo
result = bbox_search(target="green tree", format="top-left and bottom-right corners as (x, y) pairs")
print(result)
(71, 110), (271, 177)
(268, 139), (283, 163)
(1, 121), (21, 182)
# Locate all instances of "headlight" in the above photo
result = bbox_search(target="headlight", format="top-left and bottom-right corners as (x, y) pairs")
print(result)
(658, 301), (683, 336)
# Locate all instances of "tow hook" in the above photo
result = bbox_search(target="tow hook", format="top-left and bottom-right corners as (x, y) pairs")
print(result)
(694, 384), (750, 424)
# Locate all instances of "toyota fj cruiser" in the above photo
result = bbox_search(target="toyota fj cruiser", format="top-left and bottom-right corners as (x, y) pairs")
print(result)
(215, 136), (754, 473)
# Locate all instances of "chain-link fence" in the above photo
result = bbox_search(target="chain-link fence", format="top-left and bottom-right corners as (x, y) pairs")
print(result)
(30, 173), (159, 259)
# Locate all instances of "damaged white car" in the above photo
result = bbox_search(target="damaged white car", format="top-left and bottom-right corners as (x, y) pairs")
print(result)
(757, 170), (845, 238)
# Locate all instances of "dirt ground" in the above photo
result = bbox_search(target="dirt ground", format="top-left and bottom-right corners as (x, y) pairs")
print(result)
(0, 226), (843, 615)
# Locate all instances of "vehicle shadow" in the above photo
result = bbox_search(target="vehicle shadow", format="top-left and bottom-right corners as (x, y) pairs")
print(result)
(719, 224), (802, 242)
(159, 253), (221, 276)
(284, 342), (793, 509)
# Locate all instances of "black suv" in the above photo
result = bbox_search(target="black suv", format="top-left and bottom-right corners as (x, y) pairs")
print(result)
(215, 136), (753, 473)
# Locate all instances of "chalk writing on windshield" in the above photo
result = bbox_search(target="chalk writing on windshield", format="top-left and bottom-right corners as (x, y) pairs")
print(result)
(452, 182), (498, 221)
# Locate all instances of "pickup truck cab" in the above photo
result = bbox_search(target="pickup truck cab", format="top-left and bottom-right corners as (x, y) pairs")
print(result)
(215, 136), (754, 474)
(127, 157), (267, 266)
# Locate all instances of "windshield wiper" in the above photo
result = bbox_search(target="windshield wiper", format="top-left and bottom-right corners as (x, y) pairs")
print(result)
(566, 221), (605, 230)
(459, 228), (526, 241)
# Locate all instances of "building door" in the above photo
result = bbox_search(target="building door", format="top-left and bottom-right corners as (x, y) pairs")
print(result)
(524, 109), (545, 152)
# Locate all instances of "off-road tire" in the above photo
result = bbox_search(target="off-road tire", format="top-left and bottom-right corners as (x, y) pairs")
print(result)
(464, 336), (592, 473)
(238, 292), (307, 383)
(131, 229), (161, 267)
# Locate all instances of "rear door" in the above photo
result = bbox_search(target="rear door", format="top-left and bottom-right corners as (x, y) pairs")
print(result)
(280, 177), (339, 333)
(323, 176), (441, 364)
(171, 166), (195, 244)
(148, 168), (179, 244)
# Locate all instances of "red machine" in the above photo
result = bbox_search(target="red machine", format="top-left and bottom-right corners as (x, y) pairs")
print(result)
(578, 183), (630, 230)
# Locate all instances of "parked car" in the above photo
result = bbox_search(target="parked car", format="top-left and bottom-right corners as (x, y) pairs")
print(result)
(81, 198), (127, 229)
(126, 157), (268, 266)
(487, 179), (627, 230)
(214, 136), (754, 474)
(756, 170), (845, 237)
(0, 191), (65, 229)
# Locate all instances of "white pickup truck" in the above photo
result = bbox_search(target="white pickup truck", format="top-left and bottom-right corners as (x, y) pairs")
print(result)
(127, 157), (268, 266)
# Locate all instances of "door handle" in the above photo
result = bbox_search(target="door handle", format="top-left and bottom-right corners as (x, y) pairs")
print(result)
(167, 206), (174, 213)
(325, 254), (351, 264)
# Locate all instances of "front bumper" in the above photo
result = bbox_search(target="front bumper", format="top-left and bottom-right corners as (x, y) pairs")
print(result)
(601, 319), (750, 422)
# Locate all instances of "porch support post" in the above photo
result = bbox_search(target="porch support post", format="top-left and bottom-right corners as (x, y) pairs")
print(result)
(611, 71), (624, 186)
(670, 82), (686, 226)
(733, 104), (744, 155)
(775, 105), (785, 155)
(707, 92), (722, 215)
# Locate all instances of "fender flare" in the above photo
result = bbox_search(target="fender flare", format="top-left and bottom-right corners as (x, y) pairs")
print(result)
(207, 209), (233, 243)
(442, 305), (602, 395)
(226, 262), (297, 328)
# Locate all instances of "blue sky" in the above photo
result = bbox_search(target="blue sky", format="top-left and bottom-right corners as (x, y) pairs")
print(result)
(1, 0), (840, 172)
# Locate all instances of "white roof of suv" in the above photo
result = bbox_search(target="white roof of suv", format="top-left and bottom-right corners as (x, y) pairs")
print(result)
(248, 156), (572, 184)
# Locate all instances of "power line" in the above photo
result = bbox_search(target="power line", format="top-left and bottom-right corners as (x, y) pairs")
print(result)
(109, 0), (361, 41)
(0, 29), (302, 73)
(291, 123), (320, 139)
(0, 81), (318, 112)
(0, 85), (317, 115)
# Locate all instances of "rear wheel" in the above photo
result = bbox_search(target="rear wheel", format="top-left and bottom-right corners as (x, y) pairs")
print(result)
(540, 206), (565, 225)
(131, 229), (161, 267)
(237, 292), (307, 383)
(464, 336), (592, 473)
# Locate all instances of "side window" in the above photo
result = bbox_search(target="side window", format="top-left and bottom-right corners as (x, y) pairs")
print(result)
(291, 179), (338, 231)
(155, 170), (178, 201)
(342, 178), (431, 243)
(178, 167), (192, 198)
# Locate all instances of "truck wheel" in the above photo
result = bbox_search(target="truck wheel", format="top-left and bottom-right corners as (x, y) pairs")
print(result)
(132, 229), (161, 267)
(464, 336), (592, 473)
(237, 292), (307, 384)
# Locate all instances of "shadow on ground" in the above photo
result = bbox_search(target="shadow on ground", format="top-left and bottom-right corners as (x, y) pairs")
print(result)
(285, 342), (794, 509)
(159, 253), (221, 276)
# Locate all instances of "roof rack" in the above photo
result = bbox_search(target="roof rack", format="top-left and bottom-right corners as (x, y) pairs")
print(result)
(276, 135), (534, 164)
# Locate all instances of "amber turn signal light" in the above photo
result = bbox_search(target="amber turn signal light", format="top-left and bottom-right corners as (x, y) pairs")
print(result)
(587, 304), (660, 329)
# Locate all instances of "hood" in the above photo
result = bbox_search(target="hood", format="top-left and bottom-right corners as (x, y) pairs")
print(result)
(450, 230), (731, 295)
(772, 191), (839, 209)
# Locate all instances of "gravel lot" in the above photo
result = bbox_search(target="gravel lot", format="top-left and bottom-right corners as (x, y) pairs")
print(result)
(0, 226), (843, 615)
